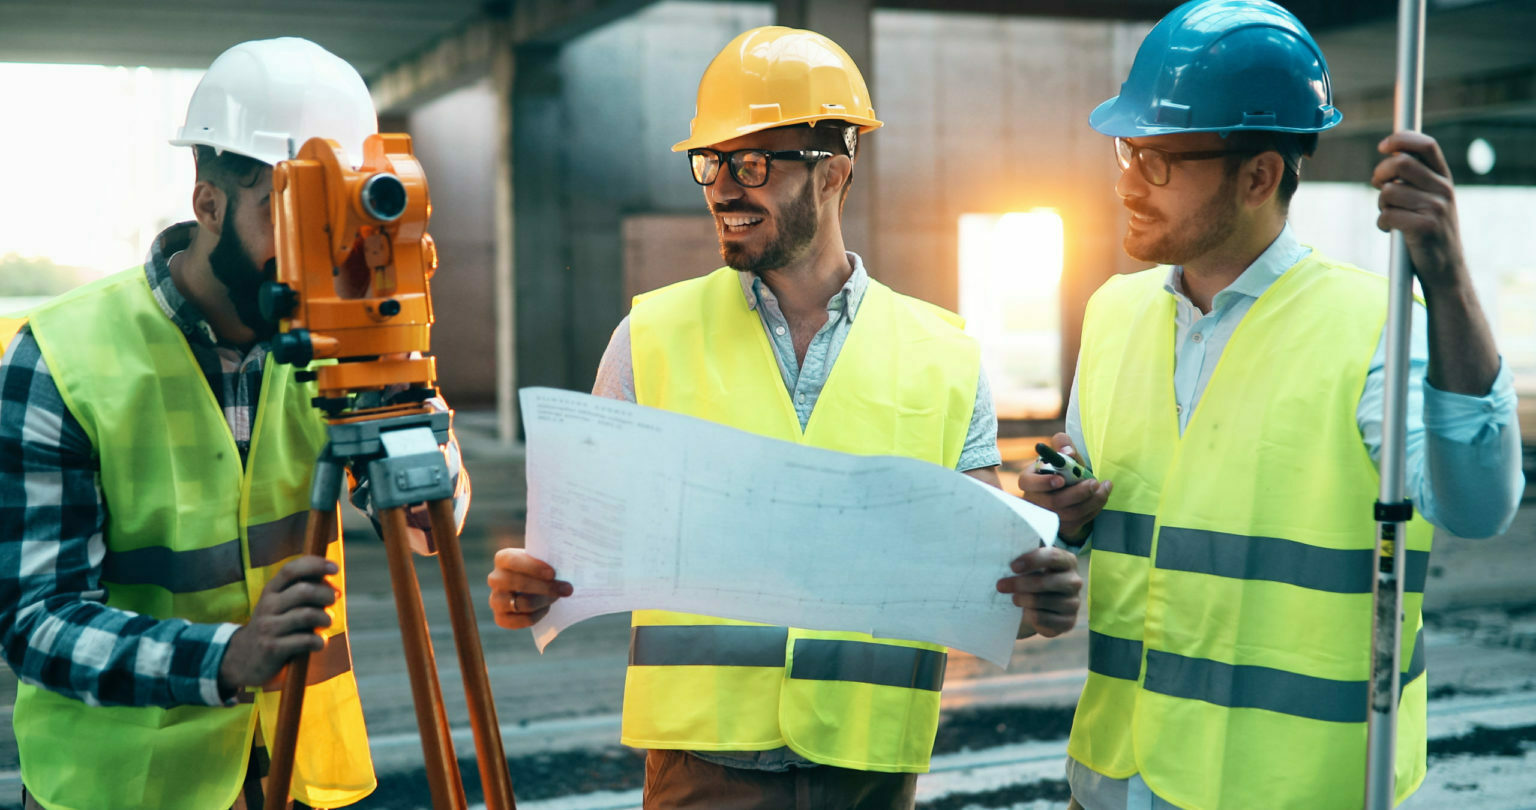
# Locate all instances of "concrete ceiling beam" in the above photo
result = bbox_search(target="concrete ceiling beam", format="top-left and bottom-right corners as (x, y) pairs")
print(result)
(1332, 64), (1536, 135)
(368, 0), (660, 116)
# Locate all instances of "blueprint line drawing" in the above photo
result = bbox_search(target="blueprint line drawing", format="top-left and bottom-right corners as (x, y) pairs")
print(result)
(519, 387), (1060, 668)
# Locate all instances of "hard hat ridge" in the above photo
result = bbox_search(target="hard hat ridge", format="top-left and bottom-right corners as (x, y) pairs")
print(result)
(673, 26), (883, 152)
(171, 37), (378, 168)
(1089, 0), (1342, 138)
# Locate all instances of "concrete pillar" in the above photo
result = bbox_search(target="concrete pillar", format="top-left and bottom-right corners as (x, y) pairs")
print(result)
(510, 45), (573, 414)
(492, 42), (519, 442)
(775, 0), (877, 270)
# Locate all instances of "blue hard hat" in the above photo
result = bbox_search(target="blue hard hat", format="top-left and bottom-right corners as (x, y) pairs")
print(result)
(1090, 0), (1342, 137)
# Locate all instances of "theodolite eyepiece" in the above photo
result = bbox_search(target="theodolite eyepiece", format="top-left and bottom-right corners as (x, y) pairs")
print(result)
(360, 173), (408, 222)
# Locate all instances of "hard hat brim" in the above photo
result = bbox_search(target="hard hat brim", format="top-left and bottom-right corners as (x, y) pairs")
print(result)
(168, 135), (277, 166)
(1089, 96), (1344, 137)
(672, 115), (883, 153)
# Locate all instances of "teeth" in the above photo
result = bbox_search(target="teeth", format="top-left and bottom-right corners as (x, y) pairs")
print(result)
(722, 216), (763, 228)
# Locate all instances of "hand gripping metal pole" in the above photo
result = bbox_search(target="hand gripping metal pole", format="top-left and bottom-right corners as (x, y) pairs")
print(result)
(1365, 0), (1426, 806)
(264, 448), (345, 810)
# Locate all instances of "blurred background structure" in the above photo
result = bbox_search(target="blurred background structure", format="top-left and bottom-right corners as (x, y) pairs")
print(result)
(1, 1), (1534, 808)
(4, 0), (1534, 429)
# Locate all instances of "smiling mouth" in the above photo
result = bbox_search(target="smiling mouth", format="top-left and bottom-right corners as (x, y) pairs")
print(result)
(1127, 211), (1159, 228)
(720, 214), (764, 234)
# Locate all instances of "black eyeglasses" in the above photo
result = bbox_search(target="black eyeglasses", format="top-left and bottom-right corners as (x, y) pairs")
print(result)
(687, 148), (834, 188)
(1115, 137), (1261, 186)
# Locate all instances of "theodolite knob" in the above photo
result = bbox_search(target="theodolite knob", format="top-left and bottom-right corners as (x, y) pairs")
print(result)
(271, 329), (314, 366)
(259, 281), (300, 321)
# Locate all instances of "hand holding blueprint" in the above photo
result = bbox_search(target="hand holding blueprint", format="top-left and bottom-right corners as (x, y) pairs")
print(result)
(519, 387), (1059, 667)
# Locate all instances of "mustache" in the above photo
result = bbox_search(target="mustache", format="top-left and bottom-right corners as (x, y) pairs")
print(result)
(711, 200), (769, 216)
(1124, 200), (1162, 219)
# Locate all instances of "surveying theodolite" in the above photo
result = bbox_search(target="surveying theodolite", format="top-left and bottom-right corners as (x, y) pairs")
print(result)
(258, 133), (516, 810)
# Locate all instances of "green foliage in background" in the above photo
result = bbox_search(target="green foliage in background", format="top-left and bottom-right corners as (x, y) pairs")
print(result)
(0, 253), (91, 296)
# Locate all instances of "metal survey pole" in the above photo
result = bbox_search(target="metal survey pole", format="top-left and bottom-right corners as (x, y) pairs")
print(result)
(1364, 0), (1426, 806)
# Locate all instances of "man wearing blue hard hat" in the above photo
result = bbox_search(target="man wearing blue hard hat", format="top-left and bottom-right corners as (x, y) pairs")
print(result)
(1019, 1), (1524, 808)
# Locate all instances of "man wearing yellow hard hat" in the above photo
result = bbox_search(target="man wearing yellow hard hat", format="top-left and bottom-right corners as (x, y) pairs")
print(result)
(489, 26), (1083, 807)
(0, 38), (469, 809)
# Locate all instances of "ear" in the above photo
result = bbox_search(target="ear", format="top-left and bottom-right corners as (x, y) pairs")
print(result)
(191, 181), (226, 237)
(818, 154), (853, 206)
(1241, 151), (1285, 210)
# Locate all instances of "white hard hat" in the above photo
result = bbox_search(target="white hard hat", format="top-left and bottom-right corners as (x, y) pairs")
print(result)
(171, 37), (377, 168)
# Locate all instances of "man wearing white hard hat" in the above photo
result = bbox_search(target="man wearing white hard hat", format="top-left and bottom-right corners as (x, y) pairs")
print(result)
(0, 38), (468, 810)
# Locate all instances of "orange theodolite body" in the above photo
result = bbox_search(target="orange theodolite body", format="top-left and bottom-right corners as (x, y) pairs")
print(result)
(267, 133), (440, 410)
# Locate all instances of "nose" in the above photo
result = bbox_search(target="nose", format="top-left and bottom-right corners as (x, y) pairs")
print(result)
(706, 168), (744, 208)
(1115, 163), (1148, 202)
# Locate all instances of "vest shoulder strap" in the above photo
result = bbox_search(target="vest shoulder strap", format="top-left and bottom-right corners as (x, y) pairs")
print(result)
(631, 267), (733, 312)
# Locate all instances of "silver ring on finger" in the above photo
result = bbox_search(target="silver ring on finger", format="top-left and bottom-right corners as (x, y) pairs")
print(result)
(510, 592), (519, 613)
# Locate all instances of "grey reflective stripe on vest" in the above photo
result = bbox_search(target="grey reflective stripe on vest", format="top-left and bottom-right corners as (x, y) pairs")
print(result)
(248, 512), (322, 569)
(1090, 629), (1425, 687)
(1144, 627), (1428, 724)
(1088, 630), (1143, 681)
(1156, 526), (1430, 594)
(1093, 511), (1155, 557)
(629, 625), (788, 668)
(104, 512), (332, 593)
(790, 638), (947, 692)
(1406, 626), (1427, 683)
(629, 625), (947, 691)
(241, 630), (355, 702)
(104, 539), (243, 592)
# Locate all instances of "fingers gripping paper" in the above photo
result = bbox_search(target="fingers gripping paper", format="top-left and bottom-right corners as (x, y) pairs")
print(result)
(519, 388), (1059, 667)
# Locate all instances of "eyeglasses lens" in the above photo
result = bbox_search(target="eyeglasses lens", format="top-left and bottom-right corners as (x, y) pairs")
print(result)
(691, 152), (719, 185)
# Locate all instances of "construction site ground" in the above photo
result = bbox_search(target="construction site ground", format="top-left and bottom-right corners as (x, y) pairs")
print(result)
(0, 411), (1532, 810)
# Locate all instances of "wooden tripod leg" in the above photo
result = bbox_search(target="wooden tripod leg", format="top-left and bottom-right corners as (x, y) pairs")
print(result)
(379, 506), (468, 810)
(427, 498), (517, 810)
(264, 506), (338, 810)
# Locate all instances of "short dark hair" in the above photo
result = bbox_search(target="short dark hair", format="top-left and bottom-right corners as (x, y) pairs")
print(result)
(193, 145), (267, 196)
(797, 121), (856, 205)
(1221, 131), (1319, 212)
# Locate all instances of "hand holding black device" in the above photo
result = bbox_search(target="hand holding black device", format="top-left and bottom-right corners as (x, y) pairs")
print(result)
(1032, 442), (1094, 487)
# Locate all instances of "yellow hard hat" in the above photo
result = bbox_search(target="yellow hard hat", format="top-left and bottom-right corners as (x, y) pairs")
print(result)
(672, 26), (883, 152)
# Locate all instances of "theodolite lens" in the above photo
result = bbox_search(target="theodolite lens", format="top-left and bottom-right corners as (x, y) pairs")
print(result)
(360, 173), (408, 222)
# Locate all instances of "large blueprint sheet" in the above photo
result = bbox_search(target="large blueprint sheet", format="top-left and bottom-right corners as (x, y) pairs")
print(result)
(519, 387), (1059, 667)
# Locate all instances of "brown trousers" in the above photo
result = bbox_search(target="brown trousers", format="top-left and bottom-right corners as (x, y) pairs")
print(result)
(643, 749), (918, 810)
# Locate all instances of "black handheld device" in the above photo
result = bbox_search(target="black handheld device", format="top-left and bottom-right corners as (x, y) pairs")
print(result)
(1033, 442), (1094, 486)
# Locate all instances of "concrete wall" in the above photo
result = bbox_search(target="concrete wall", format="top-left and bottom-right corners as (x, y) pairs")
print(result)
(407, 77), (499, 407)
(513, 2), (775, 397)
(870, 12), (1148, 400)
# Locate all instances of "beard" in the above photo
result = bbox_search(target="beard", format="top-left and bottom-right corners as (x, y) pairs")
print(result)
(1123, 172), (1239, 266)
(717, 175), (819, 275)
(208, 198), (279, 342)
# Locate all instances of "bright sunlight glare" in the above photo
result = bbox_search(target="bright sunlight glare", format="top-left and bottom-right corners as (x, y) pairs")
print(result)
(0, 63), (203, 277)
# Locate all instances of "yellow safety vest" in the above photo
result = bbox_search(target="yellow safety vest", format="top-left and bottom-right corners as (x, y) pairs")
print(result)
(12, 269), (375, 810)
(1070, 255), (1434, 809)
(624, 266), (981, 773)
(0, 318), (24, 350)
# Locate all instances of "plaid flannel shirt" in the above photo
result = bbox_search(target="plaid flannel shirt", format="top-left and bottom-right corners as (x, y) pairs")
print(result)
(0, 222), (469, 708)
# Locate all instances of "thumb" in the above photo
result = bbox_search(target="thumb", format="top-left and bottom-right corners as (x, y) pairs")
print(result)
(1051, 432), (1078, 459)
